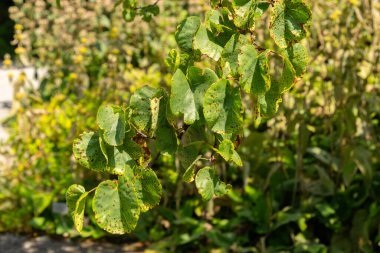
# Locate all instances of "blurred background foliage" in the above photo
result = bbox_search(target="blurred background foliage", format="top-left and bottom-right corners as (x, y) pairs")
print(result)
(0, 0), (379, 252)
(0, 0), (15, 58)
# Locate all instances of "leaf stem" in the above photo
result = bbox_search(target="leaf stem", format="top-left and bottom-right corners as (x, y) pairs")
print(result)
(147, 151), (161, 168)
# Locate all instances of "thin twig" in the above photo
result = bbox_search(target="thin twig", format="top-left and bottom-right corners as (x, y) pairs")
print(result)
(135, 0), (160, 10)
(147, 151), (161, 168)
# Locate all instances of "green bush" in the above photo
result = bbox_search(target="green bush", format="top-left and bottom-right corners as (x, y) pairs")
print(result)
(0, 0), (188, 236)
(0, 1), (379, 252)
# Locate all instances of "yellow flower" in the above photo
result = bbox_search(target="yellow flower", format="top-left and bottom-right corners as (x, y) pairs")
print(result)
(130, 85), (137, 93)
(68, 73), (78, 80)
(18, 73), (26, 83)
(78, 46), (88, 54)
(111, 48), (120, 55)
(15, 33), (23, 41)
(330, 10), (342, 21)
(80, 37), (88, 44)
(14, 24), (23, 31)
(109, 27), (119, 39)
(16, 92), (26, 100)
(3, 58), (12, 67)
(349, 0), (360, 6)
(55, 59), (63, 66)
(73, 54), (84, 64)
(15, 46), (26, 54)
(7, 72), (14, 80)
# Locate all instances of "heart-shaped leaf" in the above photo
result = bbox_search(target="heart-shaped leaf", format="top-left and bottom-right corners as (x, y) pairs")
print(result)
(203, 79), (243, 134)
(134, 167), (162, 212)
(231, 0), (269, 30)
(194, 24), (224, 61)
(175, 16), (201, 53)
(73, 132), (107, 172)
(66, 184), (88, 232)
(170, 68), (218, 124)
(195, 167), (231, 201)
(93, 179), (140, 234)
(270, 0), (311, 48)
(130, 86), (158, 134)
(238, 45), (270, 94)
(97, 105), (125, 146)
(280, 43), (308, 77)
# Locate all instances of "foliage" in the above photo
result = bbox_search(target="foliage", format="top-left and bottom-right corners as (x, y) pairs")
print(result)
(0, 0), (14, 58)
(67, 0), (312, 235)
(1, 0), (380, 252)
(0, 0), (188, 235)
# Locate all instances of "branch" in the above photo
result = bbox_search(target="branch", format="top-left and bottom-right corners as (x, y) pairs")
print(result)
(147, 151), (161, 168)
(135, 0), (160, 10)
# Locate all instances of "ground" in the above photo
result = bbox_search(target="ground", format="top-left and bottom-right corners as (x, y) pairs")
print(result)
(0, 233), (144, 253)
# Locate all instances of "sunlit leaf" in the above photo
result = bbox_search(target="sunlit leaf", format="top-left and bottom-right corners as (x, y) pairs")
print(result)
(194, 24), (224, 61)
(195, 167), (231, 201)
(175, 16), (201, 53)
(73, 132), (107, 172)
(93, 179), (140, 234)
(66, 184), (88, 232)
(203, 79), (243, 134)
(238, 45), (270, 94)
(134, 167), (162, 212)
(270, 0), (311, 48)
(97, 105), (125, 146)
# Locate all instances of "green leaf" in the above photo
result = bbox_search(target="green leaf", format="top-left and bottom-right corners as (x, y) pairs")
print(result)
(183, 155), (202, 183)
(279, 57), (297, 92)
(181, 121), (214, 146)
(150, 97), (160, 134)
(280, 43), (308, 77)
(231, 150), (243, 167)
(66, 185), (85, 216)
(170, 67), (218, 125)
(156, 124), (178, 155)
(66, 184), (88, 232)
(152, 89), (178, 154)
(102, 140), (140, 175)
(93, 179), (140, 234)
(216, 139), (234, 161)
(232, 0), (254, 29)
(214, 139), (243, 166)
(203, 79), (243, 134)
(210, 0), (221, 8)
(142, 87), (180, 154)
(175, 16), (201, 53)
(134, 167), (162, 212)
(130, 86), (158, 133)
(238, 45), (270, 94)
(195, 167), (231, 201)
(194, 24), (224, 61)
(97, 105), (125, 146)
(231, 1), (270, 30)
(187, 67), (219, 120)
(205, 9), (235, 34)
(73, 192), (88, 232)
(270, 0), (312, 48)
(122, 9), (136, 22)
(165, 49), (181, 73)
(73, 132), (107, 172)
(170, 69), (197, 124)
(140, 4), (160, 22)
(221, 34), (248, 77)
(178, 144), (200, 182)
(257, 80), (283, 118)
